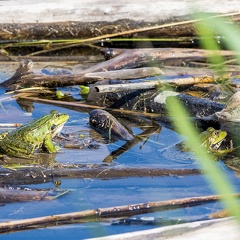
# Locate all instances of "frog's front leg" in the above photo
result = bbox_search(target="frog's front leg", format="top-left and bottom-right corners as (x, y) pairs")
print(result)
(43, 134), (60, 153)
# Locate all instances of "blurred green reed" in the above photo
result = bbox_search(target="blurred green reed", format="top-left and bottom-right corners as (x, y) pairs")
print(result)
(167, 12), (240, 222)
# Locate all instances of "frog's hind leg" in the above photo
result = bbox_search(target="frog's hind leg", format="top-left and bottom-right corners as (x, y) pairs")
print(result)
(0, 139), (34, 158)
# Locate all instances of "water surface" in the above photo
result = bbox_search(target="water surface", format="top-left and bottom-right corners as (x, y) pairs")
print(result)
(0, 62), (239, 240)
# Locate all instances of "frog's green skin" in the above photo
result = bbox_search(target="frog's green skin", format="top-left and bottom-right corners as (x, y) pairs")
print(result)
(200, 127), (227, 150)
(0, 110), (69, 158)
(178, 127), (233, 159)
(200, 127), (233, 158)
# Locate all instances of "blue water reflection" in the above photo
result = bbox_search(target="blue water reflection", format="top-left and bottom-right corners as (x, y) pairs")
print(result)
(0, 174), (238, 240)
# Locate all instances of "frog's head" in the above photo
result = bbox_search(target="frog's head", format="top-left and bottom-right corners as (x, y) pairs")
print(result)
(48, 110), (69, 136)
(207, 127), (227, 149)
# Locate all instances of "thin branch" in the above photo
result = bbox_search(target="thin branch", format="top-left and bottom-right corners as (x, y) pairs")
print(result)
(16, 95), (162, 118)
(22, 12), (240, 55)
(85, 67), (163, 80)
(1, 164), (202, 184)
(0, 186), (68, 203)
(1, 65), (162, 90)
(94, 76), (217, 93)
(0, 193), (239, 233)
(0, 123), (21, 127)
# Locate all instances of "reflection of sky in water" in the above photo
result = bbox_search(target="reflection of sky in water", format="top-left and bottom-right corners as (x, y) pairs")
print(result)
(1, 175), (238, 240)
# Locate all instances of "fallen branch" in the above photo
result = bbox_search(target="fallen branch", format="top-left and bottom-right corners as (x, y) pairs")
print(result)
(0, 12), (238, 52)
(1, 164), (202, 184)
(0, 193), (239, 233)
(16, 95), (162, 118)
(85, 67), (163, 80)
(51, 167), (202, 180)
(1, 59), (162, 90)
(0, 18), (197, 41)
(81, 48), (236, 74)
(0, 123), (21, 127)
(1, 47), (235, 90)
(94, 75), (217, 93)
(0, 186), (68, 203)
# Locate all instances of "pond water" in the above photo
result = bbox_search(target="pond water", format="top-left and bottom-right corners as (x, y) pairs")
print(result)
(0, 62), (239, 239)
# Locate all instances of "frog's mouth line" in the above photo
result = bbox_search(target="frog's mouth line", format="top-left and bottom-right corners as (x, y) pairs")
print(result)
(211, 139), (233, 151)
(211, 139), (225, 150)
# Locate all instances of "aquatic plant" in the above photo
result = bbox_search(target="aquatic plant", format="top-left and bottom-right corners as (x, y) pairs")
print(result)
(167, 12), (240, 222)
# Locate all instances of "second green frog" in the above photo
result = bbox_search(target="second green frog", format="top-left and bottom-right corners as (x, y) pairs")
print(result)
(200, 127), (233, 159)
(178, 127), (233, 160)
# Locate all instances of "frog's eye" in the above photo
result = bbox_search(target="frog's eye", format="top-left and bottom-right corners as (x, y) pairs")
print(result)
(213, 131), (219, 136)
(51, 124), (57, 131)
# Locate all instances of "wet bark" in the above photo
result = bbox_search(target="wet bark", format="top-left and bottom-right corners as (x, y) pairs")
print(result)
(84, 48), (235, 73)
(94, 76), (219, 93)
(0, 186), (65, 203)
(87, 88), (225, 117)
(1, 48), (235, 90)
(0, 58), (162, 90)
(0, 164), (201, 185)
(0, 19), (196, 41)
(0, 193), (238, 233)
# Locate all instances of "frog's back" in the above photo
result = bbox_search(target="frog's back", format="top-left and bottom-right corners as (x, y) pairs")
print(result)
(6, 117), (49, 145)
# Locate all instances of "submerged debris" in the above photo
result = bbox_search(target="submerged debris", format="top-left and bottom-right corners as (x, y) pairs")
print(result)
(0, 185), (69, 203)
(89, 109), (134, 141)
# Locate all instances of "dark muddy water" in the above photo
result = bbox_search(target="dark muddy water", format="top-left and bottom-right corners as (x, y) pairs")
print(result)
(0, 62), (239, 240)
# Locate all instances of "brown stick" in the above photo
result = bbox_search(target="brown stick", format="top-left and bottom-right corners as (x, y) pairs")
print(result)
(1, 164), (202, 184)
(209, 209), (231, 219)
(2, 66), (162, 90)
(2, 73), (96, 89)
(0, 187), (65, 203)
(85, 67), (163, 80)
(81, 48), (236, 74)
(52, 167), (201, 178)
(16, 95), (162, 118)
(0, 20), (195, 41)
(94, 76), (217, 93)
(0, 193), (239, 233)
(2, 48), (235, 90)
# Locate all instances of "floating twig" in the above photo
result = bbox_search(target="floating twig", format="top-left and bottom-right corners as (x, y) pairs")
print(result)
(94, 75), (217, 93)
(0, 164), (202, 184)
(0, 123), (21, 127)
(0, 186), (69, 203)
(0, 193), (239, 233)
(16, 95), (162, 118)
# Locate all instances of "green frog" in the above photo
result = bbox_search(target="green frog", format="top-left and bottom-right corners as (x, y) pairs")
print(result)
(0, 110), (69, 158)
(200, 127), (227, 150)
(202, 127), (234, 159)
(178, 127), (233, 159)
